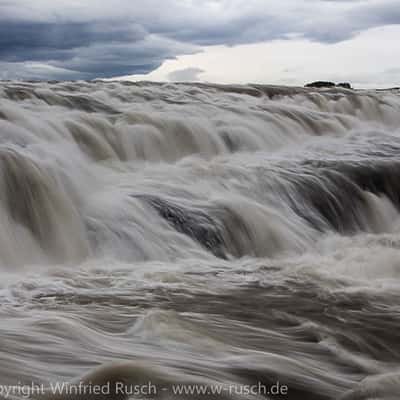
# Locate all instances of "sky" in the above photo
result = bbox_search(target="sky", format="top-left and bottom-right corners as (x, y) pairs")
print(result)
(1, 0), (399, 87)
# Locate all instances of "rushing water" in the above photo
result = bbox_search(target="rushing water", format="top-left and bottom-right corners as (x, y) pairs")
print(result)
(0, 81), (400, 400)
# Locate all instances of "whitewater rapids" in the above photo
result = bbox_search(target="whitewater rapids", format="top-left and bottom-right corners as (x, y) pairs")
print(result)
(0, 80), (400, 400)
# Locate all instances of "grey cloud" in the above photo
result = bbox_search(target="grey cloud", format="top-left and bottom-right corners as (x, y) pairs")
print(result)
(0, 21), (146, 61)
(50, 37), (198, 78)
(0, 0), (399, 79)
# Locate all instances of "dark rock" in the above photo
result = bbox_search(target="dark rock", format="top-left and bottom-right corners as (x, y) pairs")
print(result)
(337, 82), (352, 89)
(305, 81), (336, 88)
(305, 81), (353, 90)
(131, 194), (227, 259)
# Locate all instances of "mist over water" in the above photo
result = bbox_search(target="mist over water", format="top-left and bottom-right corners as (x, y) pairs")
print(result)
(1, 80), (400, 399)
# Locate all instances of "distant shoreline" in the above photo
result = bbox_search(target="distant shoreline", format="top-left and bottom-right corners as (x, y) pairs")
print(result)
(0, 79), (399, 93)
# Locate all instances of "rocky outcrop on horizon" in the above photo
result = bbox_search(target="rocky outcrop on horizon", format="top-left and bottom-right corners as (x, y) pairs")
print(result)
(305, 81), (353, 89)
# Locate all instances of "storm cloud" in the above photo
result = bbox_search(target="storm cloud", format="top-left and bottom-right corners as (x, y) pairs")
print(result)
(0, 0), (399, 79)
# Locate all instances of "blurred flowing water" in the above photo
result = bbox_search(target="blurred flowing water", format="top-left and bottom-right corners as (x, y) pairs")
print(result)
(0, 81), (400, 399)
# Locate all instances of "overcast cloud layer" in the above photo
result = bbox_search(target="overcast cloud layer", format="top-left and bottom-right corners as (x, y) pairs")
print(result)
(0, 0), (400, 81)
